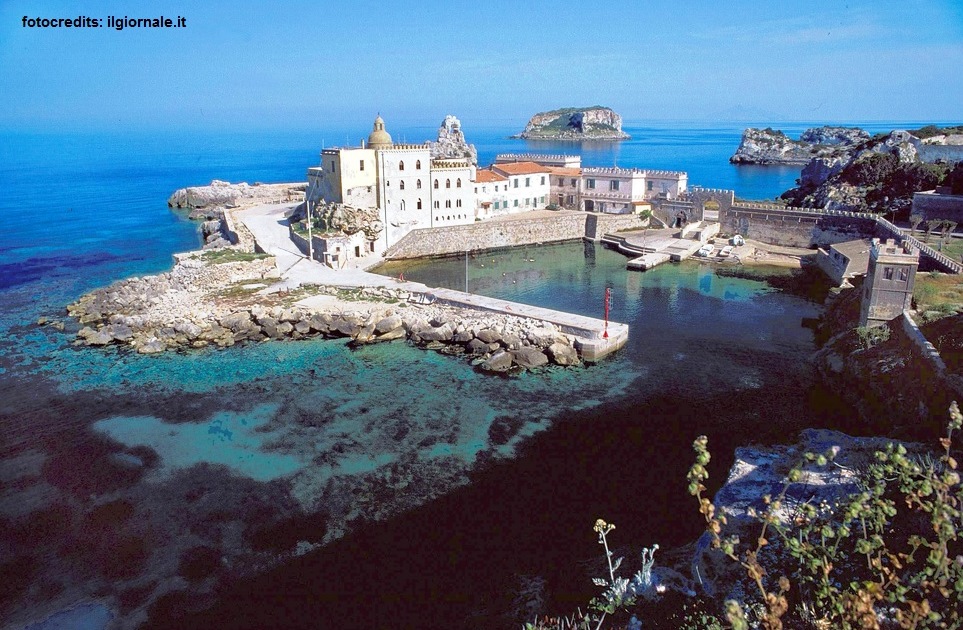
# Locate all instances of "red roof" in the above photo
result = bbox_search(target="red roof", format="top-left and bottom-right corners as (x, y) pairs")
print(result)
(492, 161), (550, 176)
(546, 166), (582, 176)
(475, 169), (508, 183)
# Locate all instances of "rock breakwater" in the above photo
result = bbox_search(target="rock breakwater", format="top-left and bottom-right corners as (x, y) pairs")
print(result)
(65, 250), (581, 372)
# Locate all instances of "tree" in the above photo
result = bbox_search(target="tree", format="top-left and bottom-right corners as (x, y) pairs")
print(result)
(925, 218), (944, 244)
(910, 213), (924, 236)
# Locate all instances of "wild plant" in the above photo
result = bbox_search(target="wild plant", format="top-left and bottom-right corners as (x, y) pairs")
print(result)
(688, 402), (963, 629)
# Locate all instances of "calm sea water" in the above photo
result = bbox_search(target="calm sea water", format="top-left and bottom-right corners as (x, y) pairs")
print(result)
(0, 121), (916, 628)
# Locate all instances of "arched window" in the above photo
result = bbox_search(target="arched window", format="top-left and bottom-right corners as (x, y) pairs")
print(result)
(456, 199), (462, 207)
(400, 200), (406, 211)
(434, 180), (439, 189)
(433, 201), (439, 209)
(446, 179), (451, 189)
(400, 180), (405, 190)
(399, 160), (405, 171)
(417, 198), (422, 209)
(416, 160), (422, 170)
(445, 200), (451, 208)
(416, 179), (422, 189)
(456, 178), (461, 188)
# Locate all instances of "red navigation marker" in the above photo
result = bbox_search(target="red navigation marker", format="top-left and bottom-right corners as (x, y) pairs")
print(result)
(603, 287), (611, 339)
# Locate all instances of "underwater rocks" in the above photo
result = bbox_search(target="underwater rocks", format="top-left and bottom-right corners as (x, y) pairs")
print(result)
(64, 253), (581, 371)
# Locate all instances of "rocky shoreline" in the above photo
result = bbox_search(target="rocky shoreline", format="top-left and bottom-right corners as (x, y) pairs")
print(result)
(64, 250), (582, 372)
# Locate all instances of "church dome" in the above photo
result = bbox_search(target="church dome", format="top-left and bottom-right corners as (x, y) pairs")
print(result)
(367, 115), (393, 150)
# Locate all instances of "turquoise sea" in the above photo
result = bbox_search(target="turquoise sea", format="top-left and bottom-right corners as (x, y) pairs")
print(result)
(0, 121), (931, 628)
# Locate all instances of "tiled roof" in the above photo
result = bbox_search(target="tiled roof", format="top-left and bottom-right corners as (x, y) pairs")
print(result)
(492, 161), (550, 176)
(475, 169), (508, 183)
(546, 167), (582, 176)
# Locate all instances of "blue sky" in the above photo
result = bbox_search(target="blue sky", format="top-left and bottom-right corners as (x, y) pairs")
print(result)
(1, 0), (961, 131)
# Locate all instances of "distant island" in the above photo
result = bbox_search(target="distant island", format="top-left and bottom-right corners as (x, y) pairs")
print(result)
(730, 126), (870, 165)
(512, 106), (630, 140)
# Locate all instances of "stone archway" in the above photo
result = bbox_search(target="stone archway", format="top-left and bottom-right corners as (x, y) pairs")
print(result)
(702, 200), (721, 221)
(585, 200), (595, 213)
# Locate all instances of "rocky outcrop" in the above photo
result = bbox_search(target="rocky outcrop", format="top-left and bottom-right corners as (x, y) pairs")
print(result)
(512, 106), (630, 140)
(781, 128), (956, 212)
(692, 428), (918, 599)
(729, 126), (867, 165)
(65, 252), (581, 371)
(429, 115), (478, 165)
(168, 180), (307, 218)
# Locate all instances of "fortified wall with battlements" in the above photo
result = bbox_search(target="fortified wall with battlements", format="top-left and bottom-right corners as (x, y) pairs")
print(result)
(382, 211), (645, 260)
(654, 188), (962, 274)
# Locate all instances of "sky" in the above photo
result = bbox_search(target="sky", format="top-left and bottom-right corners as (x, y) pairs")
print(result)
(1, 0), (961, 132)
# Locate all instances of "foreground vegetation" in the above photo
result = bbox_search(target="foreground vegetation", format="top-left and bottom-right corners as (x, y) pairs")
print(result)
(528, 403), (963, 629)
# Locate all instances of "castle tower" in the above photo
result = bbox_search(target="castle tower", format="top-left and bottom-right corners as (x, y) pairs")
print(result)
(859, 238), (919, 327)
(367, 115), (393, 150)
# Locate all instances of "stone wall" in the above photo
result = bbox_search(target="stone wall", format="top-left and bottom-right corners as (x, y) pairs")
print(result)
(383, 212), (645, 260)
(724, 207), (880, 248)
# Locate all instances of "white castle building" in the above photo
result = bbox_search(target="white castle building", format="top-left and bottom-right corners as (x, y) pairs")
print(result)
(305, 118), (688, 265)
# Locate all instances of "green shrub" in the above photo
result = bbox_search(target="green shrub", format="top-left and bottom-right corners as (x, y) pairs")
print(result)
(688, 403), (963, 629)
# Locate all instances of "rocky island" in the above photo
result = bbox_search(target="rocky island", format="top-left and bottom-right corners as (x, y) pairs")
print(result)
(512, 106), (630, 140)
(729, 125), (869, 164)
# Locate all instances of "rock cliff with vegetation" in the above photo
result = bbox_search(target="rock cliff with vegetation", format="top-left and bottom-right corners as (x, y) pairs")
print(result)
(780, 125), (963, 216)
(729, 126), (868, 164)
(512, 106), (630, 140)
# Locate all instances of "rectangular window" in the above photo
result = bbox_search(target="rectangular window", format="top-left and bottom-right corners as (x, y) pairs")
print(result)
(359, 160), (365, 171)
(647, 181), (653, 191)
(541, 196), (546, 204)
(884, 267), (894, 280)
(525, 198), (530, 206)
(540, 176), (545, 185)
(558, 178), (564, 186)
(571, 178), (577, 187)
(610, 180), (620, 191)
(899, 268), (909, 281)
(514, 179), (519, 188)
(514, 199), (519, 207)
(525, 178), (530, 187)
(587, 178), (595, 189)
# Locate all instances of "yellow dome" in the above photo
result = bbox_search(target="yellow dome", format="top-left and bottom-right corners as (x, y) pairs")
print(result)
(367, 115), (393, 150)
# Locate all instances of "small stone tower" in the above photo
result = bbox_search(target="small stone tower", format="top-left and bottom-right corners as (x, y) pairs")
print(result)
(859, 238), (919, 327)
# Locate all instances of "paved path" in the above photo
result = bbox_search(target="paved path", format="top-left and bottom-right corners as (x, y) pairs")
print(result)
(235, 203), (430, 292)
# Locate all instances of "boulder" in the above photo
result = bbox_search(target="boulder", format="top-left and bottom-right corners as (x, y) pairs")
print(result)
(220, 311), (254, 333)
(466, 338), (490, 355)
(375, 327), (407, 342)
(418, 324), (454, 342)
(137, 339), (166, 354)
(375, 314), (403, 334)
(334, 315), (364, 337)
(511, 346), (549, 369)
(480, 349), (514, 373)
(276, 321), (294, 336)
(173, 321), (202, 340)
(453, 329), (474, 344)
(500, 333), (522, 350)
(106, 323), (134, 342)
(309, 313), (333, 333)
(547, 342), (580, 366)
(294, 320), (312, 335)
(476, 328), (501, 344)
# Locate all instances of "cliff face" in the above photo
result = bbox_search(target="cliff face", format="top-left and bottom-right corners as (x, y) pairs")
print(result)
(512, 106), (630, 140)
(429, 114), (478, 165)
(782, 129), (957, 212)
(729, 126), (867, 165)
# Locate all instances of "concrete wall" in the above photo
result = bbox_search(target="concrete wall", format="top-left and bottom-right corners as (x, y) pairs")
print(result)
(384, 212), (644, 260)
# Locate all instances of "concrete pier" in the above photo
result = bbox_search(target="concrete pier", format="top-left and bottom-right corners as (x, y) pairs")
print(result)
(431, 288), (628, 361)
